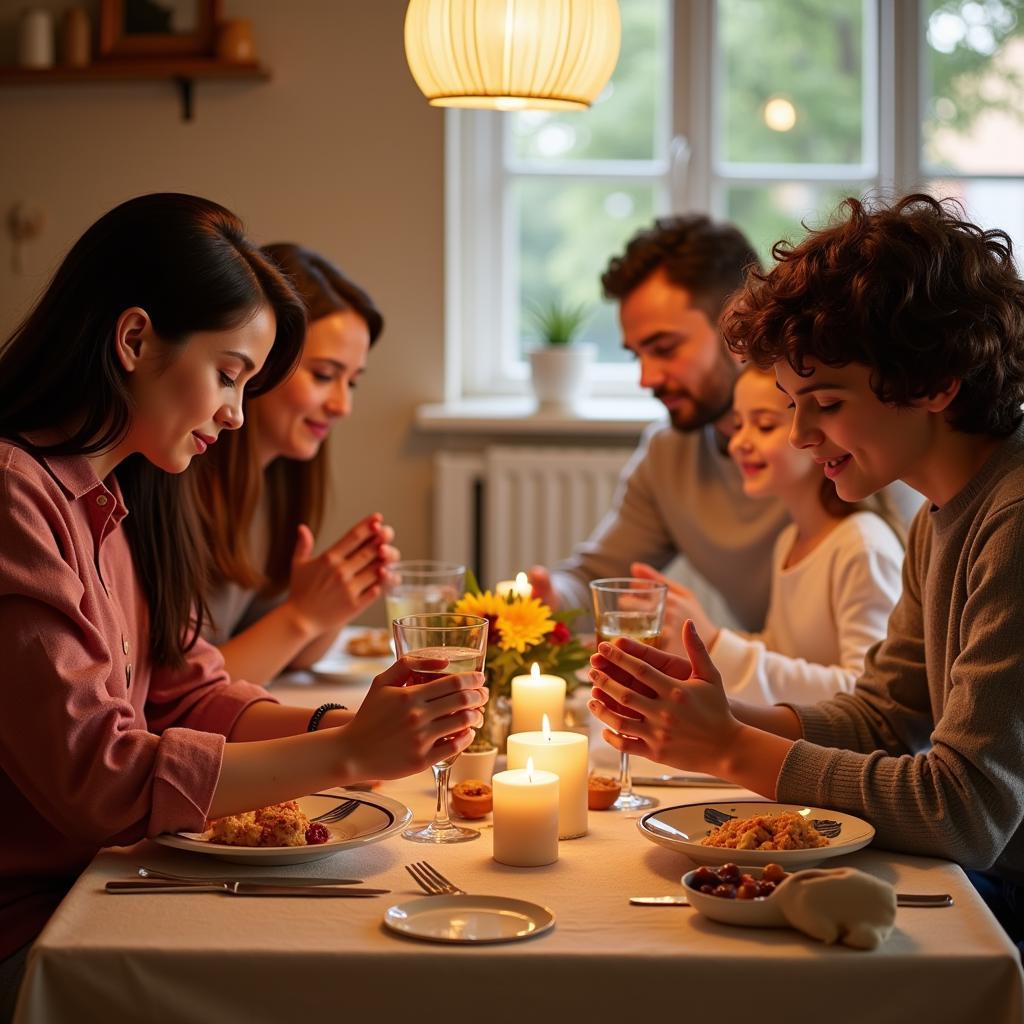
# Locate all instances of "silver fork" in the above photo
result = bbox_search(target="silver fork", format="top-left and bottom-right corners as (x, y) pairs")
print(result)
(310, 798), (360, 824)
(406, 861), (467, 896)
(703, 806), (842, 840)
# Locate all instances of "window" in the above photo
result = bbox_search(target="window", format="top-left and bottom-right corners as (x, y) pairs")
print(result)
(447, 0), (1024, 401)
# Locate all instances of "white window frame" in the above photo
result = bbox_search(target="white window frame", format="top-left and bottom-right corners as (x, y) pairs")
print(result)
(444, 0), (1012, 403)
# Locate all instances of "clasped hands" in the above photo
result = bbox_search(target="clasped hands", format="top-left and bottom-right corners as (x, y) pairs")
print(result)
(588, 619), (742, 779)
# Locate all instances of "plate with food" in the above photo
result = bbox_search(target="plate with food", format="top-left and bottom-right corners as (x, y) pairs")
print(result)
(311, 628), (394, 682)
(155, 790), (412, 866)
(637, 800), (875, 869)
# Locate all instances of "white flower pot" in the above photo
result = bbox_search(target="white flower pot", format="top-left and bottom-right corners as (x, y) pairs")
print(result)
(450, 746), (498, 786)
(528, 343), (595, 412)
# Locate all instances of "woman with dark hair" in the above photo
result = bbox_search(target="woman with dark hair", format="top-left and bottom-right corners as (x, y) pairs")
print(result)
(189, 243), (397, 685)
(0, 197), (486, 1019)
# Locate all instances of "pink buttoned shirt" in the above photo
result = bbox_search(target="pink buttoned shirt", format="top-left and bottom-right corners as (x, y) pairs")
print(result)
(0, 439), (277, 957)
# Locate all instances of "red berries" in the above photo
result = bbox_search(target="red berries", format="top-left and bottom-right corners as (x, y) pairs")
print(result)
(304, 822), (330, 845)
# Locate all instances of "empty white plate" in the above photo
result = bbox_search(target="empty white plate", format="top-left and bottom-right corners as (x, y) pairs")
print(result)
(384, 895), (555, 944)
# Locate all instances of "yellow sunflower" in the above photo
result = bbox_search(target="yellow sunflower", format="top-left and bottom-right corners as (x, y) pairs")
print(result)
(452, 591), (508, 620)
(495, 597), (556, 653)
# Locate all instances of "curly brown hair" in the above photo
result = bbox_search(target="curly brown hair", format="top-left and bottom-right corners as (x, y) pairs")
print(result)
(602, 214), (760, 320)
(722, 193), (1024, 437)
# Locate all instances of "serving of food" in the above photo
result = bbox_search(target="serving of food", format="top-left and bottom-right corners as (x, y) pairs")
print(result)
(346, 629), (393, 658)
(587, 773), (622, 810)
(208, 801), (331, 848)
(638, 800), (875, 868)
(681, 864), (791, 927)
(700, 811), (828, 851)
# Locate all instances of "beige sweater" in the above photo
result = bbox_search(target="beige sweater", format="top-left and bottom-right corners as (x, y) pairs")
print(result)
(778, 423), (1024, 880)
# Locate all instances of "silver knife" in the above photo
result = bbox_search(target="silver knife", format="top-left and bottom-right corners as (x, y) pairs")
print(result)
(631, 774), (736, 788)
(137, 869), (363, 886)
(629, 893), (953, 907)
(107, 880), (388, 897)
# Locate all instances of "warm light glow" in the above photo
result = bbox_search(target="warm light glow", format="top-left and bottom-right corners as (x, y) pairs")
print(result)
(514, 571), (532, 597)
(530, 662), (541, 679)
(764, 96), (797, 132)
(526, 756), (535, 781)
(404, 0), (622, 112)
(542, 714), (551, 739)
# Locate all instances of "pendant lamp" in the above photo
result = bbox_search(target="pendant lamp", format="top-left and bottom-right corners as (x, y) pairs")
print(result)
(404, 0), (622, 112)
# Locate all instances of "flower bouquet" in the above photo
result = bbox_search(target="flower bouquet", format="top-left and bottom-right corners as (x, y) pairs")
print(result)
(452, 572), (591, 750)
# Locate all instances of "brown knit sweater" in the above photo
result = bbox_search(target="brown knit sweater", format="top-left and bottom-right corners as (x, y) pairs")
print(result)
(777, 422), (1024, 880)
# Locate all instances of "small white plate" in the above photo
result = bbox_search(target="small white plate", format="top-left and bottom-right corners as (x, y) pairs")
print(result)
(155, 791), (412, 866)
(312, 629), (393, 683)
(384, 895), (555, 944)
(681, 867), (788, 927)
(638, 800), (875, 869)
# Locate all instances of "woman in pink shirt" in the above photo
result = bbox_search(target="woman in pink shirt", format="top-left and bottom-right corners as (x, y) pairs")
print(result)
(0, 194), (487, 1017)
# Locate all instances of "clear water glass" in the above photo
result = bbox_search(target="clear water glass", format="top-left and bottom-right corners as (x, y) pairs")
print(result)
(589, 577), (668, 812)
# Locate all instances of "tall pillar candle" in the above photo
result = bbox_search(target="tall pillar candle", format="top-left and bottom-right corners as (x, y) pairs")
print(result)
(507, 720), (588, 839)
(511, 662), (566, 733)
(491, 761), (559, 867)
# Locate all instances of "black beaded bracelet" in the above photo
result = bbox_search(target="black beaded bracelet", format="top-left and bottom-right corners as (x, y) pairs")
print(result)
(307, 702), (348, 732)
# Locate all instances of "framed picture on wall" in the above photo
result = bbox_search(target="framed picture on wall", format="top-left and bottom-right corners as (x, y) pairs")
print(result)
(99, 0), (222, 58)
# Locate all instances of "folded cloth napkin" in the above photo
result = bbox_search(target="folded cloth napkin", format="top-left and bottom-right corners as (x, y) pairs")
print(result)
(773, 867), (897, 950)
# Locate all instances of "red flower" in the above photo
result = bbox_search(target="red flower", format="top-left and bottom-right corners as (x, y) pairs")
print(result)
(547, 621), (571, 645)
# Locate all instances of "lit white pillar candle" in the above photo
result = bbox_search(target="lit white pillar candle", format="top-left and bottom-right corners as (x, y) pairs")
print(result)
(507, 716), (588, 839)
(511, 661), (566, 733)
(494, 571), (533, 599)
(492, 758), (559, 867)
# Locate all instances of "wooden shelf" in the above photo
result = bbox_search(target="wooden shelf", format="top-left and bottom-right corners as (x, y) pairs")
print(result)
(0, 60), (271, 119)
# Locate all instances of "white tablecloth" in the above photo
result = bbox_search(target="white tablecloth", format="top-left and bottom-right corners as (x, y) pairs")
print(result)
(14, 644), (1024, 1024)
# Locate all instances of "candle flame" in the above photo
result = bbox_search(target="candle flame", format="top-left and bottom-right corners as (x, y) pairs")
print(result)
(542, 713), (551, 739)
(526, 756), (535, 782)
(530, 662), (540, 679)
(515, 571), (532, 597)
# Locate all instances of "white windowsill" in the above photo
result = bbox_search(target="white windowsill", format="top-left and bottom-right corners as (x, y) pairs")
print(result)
(415, 396), (664, 438)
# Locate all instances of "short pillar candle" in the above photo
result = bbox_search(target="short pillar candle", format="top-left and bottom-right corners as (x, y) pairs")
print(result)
(492, 759), (560, 867)
(511, 662), (566, 733)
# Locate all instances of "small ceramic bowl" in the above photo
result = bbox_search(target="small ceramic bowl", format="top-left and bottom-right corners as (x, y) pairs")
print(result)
(681, 867), (788, 928)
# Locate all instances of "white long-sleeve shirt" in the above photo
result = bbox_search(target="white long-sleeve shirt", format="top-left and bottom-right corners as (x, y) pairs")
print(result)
(710, 511), (904, 706)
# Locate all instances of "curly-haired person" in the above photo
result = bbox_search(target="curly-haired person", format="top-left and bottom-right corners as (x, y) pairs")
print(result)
(586, 193), (1024, 954)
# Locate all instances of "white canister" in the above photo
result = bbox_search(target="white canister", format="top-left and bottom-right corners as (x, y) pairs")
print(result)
(18, 8), (55, 69)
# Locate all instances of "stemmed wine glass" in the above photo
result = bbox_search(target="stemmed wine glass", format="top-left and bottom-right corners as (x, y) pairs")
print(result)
(589, 578), (668, 812)
(392, 613), (489, 843)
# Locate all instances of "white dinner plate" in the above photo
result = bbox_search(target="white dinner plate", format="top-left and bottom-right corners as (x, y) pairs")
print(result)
(155, 791), (412, 866)
(383, 895), (555, 944)
(638, 800), (875, 869)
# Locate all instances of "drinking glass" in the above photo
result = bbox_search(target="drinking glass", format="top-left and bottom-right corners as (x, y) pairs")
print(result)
(384, 561), (466, 643)
(589, 577), (668, 812)
(392, 613), (489, 843)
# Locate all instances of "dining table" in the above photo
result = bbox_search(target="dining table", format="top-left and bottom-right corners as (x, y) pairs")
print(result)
(13, 629), (1024, 1024)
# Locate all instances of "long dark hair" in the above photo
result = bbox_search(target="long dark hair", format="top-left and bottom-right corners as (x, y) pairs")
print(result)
(0, 193), (306, 667)
(191, 244), (384, 601)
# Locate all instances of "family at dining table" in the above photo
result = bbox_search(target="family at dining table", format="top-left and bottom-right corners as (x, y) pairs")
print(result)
(3, 186), (1024, 1018)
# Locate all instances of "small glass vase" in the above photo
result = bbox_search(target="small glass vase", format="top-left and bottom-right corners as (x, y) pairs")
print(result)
(483, 694), (512, 752)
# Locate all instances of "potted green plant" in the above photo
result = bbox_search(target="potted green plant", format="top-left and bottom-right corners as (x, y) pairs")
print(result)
(526, 298), (596, 412)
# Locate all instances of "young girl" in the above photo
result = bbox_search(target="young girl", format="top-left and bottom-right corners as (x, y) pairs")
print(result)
(633, 364), (904, 704)
(588, 194), (1024, 951)
(0, 195), (486, 1013)
(190, 244), (397, 685)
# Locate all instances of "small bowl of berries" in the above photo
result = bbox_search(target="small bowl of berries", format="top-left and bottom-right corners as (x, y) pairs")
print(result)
(682, 863), (790, 927)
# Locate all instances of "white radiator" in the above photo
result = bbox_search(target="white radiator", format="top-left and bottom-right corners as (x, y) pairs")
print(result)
(433, 445), (633, 585)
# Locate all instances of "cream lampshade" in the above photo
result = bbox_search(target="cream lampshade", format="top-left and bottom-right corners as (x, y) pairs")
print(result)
(404, 0), (621, 112)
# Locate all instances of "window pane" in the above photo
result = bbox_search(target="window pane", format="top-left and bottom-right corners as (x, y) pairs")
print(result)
(508, 0), (669, 163)
(928, 178), (1024, 254)
(725, 183), (870, 264)
(514, 179), (656, 363)
(718, 0), (866, 165)
(923, 1), (1024, 174)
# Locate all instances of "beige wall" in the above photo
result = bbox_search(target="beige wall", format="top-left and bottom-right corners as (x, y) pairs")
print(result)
(0, 1), (445, 619)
